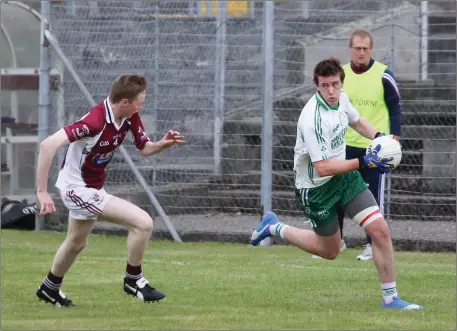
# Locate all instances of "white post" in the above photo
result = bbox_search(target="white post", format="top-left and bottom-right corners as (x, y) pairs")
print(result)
(36, 0), (51, 231)
(261, 0), (274, 214)
(301, 1), (310, 19)
(213, 0), (227, 175)
(55, 59), (65, 168)
(259, 1), (275, 246)
(420, 1), (429, 81)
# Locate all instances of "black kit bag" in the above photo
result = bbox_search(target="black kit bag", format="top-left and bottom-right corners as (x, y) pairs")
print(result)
(1, 198), (36, 230)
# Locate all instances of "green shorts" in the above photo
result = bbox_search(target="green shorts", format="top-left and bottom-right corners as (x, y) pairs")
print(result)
(295, 170), (368, 228)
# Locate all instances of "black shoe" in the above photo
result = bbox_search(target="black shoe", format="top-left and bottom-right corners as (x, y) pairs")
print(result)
(36, 285), (75, 307)
(123, 277), (165, 303)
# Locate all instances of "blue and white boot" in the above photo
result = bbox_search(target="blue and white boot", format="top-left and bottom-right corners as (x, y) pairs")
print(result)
(250, 212), (279, 246)
(382, 297), (423, 310)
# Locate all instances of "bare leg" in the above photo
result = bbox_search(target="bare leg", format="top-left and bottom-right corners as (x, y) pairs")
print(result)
(51, 217), (96, 277)
(344, 189), (396, 283)
(283, 227), (341, 260)
(100, 196), (165, 302)
(100, 196), (153, 266)
(364, 217), (395, 283)
(36, 217), (95, 306)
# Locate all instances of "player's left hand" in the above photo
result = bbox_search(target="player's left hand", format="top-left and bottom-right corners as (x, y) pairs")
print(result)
(37, 191), (57, 215)
(362, 144), (394, 173)
(160, 130), (185, 149)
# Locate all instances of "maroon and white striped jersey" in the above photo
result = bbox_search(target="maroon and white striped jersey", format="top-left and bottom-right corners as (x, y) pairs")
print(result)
(55, 98), (150, 190)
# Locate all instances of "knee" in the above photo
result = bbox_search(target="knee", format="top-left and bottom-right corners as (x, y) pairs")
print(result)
(318, 245), (339, 260)
(322, 250), (339, 260)
(366, 218), (391, 242)
(135, 211), (154, 233)
(66, 237), (88, 254)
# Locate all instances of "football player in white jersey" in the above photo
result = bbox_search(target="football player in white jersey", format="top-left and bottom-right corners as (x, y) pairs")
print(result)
(251, 58), (422, 310)
(36, 74), (184, 306)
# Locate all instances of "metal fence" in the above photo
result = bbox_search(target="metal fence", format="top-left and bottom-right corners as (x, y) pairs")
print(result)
(2, 0), (454, 234)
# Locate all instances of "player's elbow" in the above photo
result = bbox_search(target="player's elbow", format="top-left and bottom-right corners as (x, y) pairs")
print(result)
(39, 137), (56, 152)
(40, 130), (69, 152)
(138, 147), (148, 157)
(138, 142), (161, 157)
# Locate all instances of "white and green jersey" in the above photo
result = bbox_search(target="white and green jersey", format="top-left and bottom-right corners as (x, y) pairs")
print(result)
(294, 91), (360, 188)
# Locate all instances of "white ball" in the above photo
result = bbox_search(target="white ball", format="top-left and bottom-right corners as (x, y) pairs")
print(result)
(366, 135), (402, 169)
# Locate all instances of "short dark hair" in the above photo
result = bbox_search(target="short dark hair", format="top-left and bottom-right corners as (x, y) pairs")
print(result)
(313, 57), (345, 85)
(109, 74), (148, 104)
(349, 29), (373, 48)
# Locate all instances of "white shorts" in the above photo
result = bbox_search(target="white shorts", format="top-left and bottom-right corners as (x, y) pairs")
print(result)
(60, 187), (112, 220)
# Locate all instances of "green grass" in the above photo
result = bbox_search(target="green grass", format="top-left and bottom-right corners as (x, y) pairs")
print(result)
(1, 230), (456, 330)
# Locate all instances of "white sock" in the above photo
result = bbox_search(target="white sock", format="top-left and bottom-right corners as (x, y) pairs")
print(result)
(381, 281), (398, 303)
(269, 222), (289, 239)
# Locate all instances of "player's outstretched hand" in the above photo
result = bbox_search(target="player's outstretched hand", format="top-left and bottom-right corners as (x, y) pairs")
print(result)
(160, 130), (185, 149)
(360, 144), (394, 173)
(37, 191), (56, 215)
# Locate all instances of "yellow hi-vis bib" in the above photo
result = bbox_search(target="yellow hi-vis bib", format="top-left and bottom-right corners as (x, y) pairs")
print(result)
(343, 61), (390, 148)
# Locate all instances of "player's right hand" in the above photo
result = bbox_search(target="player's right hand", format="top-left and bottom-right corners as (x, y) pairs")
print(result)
(37, 191), (56, 215)
(360, 144), (394, 173)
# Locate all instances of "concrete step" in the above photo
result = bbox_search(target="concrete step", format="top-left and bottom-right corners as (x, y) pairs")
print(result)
(209, 170), (455, 195)
(223, 119), (456, 143)
(272, 102), (457, 124)
(388, 193), (456, 221)
(151, 186), (302, 216)
(222, 119), (454, 175)
(221, 143), (424, 174)
(397, 85), (456, 100)
(281, 15), (364, 35)
(428, 51), (456, 65)
(427, 72), (456, 86)
(388, 174), (456, 195)
(151, 185), (456, 220)
(399, 138), (423, 151)
(400, 125), (456, 140)
(156, 81), (263, 92)
(105, 164), (214, 186)
(402, 112), (456, 126)
(427, 32), (456, 81)
(427, 63), (456, 79)
(428, 36), (456, 51)
(268, 111), (455, 127)
(428, 15), (456, 34)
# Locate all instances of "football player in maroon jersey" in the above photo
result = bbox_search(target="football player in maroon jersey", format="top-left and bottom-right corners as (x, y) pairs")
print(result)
(36, 74), (184, 306)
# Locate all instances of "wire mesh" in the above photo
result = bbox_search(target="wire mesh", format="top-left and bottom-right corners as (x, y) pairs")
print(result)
(43, 0), (455, 231)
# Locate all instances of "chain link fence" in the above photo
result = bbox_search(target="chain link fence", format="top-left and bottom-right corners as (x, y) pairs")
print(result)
(266, 0), (456, 222)
(28, 0), (456, 231)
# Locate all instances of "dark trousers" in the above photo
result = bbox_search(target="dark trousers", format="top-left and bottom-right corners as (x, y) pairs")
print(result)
(337, 146), (385, 244)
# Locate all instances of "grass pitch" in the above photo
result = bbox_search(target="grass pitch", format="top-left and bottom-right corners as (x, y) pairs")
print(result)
(1, 230), (455, 330)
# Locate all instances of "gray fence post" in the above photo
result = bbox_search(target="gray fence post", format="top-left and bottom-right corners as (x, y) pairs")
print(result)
(261, 0), (274, 213)
(213, 0), (227, 175)
(420, 1), (429, 81)
(36, 0), (51, 231)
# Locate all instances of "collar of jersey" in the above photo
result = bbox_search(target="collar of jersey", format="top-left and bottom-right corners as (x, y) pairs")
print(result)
(104, 98), (127, 130)
(315, 92), (339, 111)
